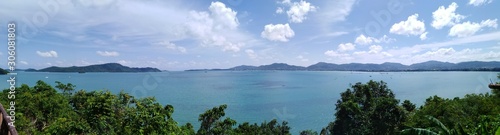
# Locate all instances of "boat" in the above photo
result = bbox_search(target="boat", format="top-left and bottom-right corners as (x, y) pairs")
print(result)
(78, 71), (86, 73)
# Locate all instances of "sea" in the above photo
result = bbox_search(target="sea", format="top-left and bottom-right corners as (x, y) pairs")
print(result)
(1, 71), (498, 134)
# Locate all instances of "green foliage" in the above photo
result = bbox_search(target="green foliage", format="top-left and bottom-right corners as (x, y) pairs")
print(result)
(0, 80), (290, 135)
(196, 104), (291, 135)
(300, 129), (318, 135)
(233, 120), (291, 135)
(402, 100), (416, 112)
(328, 80), (407, 135)
(0, 68), (9, 74)
(405, 93), (500, 134)
(55, 81), (75, 96)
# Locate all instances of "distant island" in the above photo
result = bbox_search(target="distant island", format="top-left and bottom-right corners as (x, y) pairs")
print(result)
(27, 63), (161, 73)
(186, 61), (500, 72)
(0, 68), (9, 74)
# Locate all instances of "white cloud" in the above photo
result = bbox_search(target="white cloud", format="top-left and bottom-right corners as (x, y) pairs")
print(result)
(37, 51), (58, 58)
(317, 0), (356, 25)
(222, 43), (242, 52)
(287, 0), (317, 23)
(381, 52), (393, 57)
(355, 35), (375, 45)
(325, 50), (350, 57)
(353, 51), (367, 55)
(378, 35), (396, 43)
(408, 47), (496, 63)
(208, 2), (239, 30)
(261, 23), (295, 42)
(390, 14), (426, 36)
(279, 0), (292, 5)
(386, 31), (500, 57)
(431, 2), (465, 29)
(368, 45), (383, 54)
(468, 0), (493, 6)
(184, 1), (248, 52)
(155, 41), (187, 53)
(96, 51), (120, 57)
(20, 61), (29, 65)
(245, 49), (258, 60)
(117, 60), (131, 65)
(276, 7), (284, 14)
(449, 19), (498, 37)
(420, 32), (428, 40)
(296, 55), (309, 62)
(337, 43), (356, 52)
(480, 19), (498, 28)
(424, 48), (456, 56)
(354, 34), (395, 45)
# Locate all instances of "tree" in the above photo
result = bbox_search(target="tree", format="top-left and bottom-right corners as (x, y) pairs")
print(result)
(197, 104), (231, 134)
(402, 100), (416, 112)
(329, 80), (406, 135)
(55, 81), (76, 96)
(300, 129), (318, 135)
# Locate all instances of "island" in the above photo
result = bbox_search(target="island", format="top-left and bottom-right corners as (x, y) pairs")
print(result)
(0, 68), (9, 75)
(27, 63), (161, 73)
(186, 61), (500, 72)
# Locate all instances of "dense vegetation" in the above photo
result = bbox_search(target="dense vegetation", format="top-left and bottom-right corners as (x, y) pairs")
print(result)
(0, 68), (9, 74)
(0, 81), (290, 135)
(1, 73), (499, 134)
(29, 63), (161, 72)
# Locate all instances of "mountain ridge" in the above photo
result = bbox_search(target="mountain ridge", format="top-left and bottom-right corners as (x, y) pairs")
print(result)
(28, 63), (161, 72)
(186, 61), (500, 71)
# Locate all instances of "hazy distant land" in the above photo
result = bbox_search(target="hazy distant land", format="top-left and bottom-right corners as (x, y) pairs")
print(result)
(186, 61), (500, 72)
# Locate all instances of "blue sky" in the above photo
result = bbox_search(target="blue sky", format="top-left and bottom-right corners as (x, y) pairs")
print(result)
(0, 0), (499, 70)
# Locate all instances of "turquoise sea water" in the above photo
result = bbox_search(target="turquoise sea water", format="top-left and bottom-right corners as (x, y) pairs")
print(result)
(1, 71), (498, 134)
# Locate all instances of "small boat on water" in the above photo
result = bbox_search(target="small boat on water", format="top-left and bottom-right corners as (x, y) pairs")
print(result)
(78, 71), (86, 73)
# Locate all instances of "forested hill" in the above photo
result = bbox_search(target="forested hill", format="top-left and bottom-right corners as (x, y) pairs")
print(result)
(187, 61), (500, 71)
(0, 68), (9, 74)
(29, 63), (161, 72)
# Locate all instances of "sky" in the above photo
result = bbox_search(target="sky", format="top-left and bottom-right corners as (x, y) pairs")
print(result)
(0, 0), (499, 71)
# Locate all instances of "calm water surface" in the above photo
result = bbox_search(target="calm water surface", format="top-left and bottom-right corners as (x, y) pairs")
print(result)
(1, 71), (497, 134)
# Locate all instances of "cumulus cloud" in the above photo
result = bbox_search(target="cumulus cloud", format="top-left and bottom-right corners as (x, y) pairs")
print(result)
(184, 1), (247, 52)
(408, 47), (495, 63)
(468, 0), (493, 6)
(245, 49), (258, 60)
(155, 41), (187, 53)
(338, 43), (356, 52)
(368, 45), (383, 54)
(420, 32), (428, 40)
(261, 23), (295, 42)
(431, 2), (465, 29)
(390, 14), (426, 36)
(286, 0), (317, 23)
(355, 34), (395, 45)
(208, 2), (239, 29)
(97, 51), (120, 56)
(355, 35), (375, 45)
(324, 50), (349, 57)
(449, 19), (498, 37)
(276, 7), (284, 14)
(37, 51), (58, 58)
(296, 55), (309, 62)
